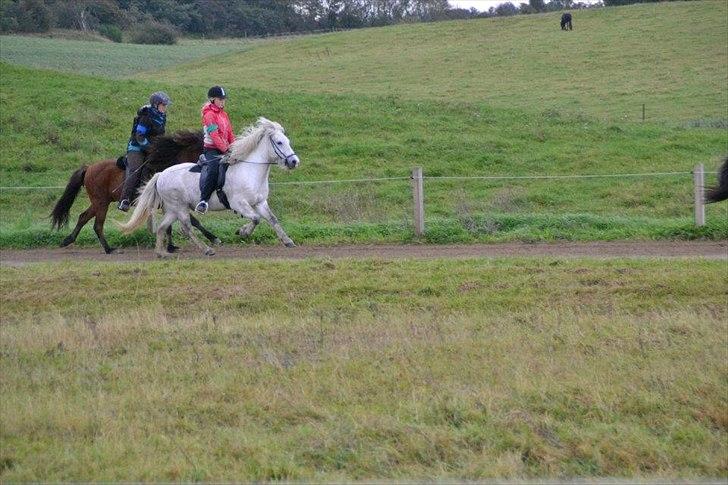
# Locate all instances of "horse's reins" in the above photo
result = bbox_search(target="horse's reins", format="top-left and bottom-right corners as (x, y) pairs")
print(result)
(112, 156), (151, 194)
(221, 135), (298, 165)
(114, 133), (297, 192)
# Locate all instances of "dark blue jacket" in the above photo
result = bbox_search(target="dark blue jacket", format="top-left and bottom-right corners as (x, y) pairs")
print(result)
(128, 105), (166, 152)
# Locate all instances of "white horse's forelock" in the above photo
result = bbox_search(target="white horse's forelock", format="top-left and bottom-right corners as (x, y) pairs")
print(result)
(228, 117), (284, 164)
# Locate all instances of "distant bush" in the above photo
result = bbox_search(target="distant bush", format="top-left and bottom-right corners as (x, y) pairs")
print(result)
(0, 0), (52, 33)
(129, 21), (177, 45)
(98, 24), (122, 43)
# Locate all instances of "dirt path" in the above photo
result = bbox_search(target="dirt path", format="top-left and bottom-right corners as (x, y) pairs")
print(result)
(1, 241), (726, 265)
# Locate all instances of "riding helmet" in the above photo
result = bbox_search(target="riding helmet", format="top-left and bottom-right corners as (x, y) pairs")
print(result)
(207, 85), (227, 99)
(149, 91), (172, 106)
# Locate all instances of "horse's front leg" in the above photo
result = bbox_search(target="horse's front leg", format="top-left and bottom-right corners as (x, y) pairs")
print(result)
(255, 200), (295, 248)
(230, 200), (260, 239)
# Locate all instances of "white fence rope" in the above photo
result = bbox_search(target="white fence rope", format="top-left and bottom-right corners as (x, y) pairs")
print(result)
(0, 170), (715, 190)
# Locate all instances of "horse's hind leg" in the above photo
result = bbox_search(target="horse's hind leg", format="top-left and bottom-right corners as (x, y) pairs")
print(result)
(165, 225), (180, 253)
(179, 213), (215, 256)
(92, 203), (116, 254)
(190, 215), (221, 245)
(61, 206), (94, 248)
(155, 212), (178, 258)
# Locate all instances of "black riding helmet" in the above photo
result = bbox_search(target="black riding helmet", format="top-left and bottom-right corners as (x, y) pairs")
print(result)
(207, 86), (227, 99)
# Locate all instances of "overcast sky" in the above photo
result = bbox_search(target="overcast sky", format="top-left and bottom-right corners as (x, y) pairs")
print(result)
(449, 0), (596, 10)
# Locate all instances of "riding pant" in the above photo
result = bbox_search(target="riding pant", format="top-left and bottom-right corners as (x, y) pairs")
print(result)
(199, 148), (223, 203)
(121, 150), (149, 203)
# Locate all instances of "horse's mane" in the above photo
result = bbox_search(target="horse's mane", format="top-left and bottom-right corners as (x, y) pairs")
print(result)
(147, 130), (203, 165)
(228, 117), (284, 164)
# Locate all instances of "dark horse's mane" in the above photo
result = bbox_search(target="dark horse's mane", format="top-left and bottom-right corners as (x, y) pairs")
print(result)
(705, 156), (728, 203)
(147, 130), (203, 166)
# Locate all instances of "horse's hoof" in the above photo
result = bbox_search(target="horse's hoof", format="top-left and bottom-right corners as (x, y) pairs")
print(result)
(105, 247), (118, 254)
(204, 248), (216, 256)
(284, 241), (296, 248)
(213, 238), (222, 246)
(60, 238), (74, 247)
(167, 244), (180, 253)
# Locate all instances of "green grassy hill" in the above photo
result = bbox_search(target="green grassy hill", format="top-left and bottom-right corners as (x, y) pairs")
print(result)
(146, 1), (728, 123)
(0, 1), (726, 248)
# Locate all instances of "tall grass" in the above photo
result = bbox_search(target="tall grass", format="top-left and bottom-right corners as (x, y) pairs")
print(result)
(1, 258), (726, 480)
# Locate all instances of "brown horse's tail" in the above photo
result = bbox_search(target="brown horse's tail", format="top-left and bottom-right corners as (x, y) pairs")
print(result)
(705, 156), (728, 203)
(119, 173), (162, 234)
(51, 166), (87, 229)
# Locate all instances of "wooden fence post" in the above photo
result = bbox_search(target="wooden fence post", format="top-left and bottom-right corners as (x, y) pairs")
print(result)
(412, 167), (425, 237)
(693, 164), (705, 227)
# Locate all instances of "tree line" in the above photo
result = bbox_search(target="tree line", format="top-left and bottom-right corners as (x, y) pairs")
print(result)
(0, 0), (656, 43)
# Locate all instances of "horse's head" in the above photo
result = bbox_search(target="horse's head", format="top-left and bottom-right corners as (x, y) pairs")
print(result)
(229, 117), (299, 170)
(266, 122), (299, 170)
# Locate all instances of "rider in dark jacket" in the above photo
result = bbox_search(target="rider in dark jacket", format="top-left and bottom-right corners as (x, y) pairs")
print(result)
(118, 91), (171, 211)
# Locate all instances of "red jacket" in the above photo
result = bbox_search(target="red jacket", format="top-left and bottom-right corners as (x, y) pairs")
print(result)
(202, 102), (235, 152)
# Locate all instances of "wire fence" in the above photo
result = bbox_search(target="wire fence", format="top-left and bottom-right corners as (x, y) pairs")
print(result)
(0, 170), (712, 191)
(0, 167), (717, 230)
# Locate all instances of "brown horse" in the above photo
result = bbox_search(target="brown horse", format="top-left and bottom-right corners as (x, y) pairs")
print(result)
(51, 131), (217, 253)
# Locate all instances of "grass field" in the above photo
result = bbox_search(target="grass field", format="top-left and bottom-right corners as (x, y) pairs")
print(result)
(1, 3), (727, 480)
(1, 257), (726, 480)
(0, 59), (726, 248)
(0, 35), (250, 78)
(0, 1), (726, 248)
(146, 1), (728, 123)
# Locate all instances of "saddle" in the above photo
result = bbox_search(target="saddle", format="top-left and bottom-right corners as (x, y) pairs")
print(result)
(189, 154), (231, 209)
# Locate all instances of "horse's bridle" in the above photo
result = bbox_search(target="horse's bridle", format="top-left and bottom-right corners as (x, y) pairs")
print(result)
(269, 134), (298, 166)
(225, 134), (297, 166)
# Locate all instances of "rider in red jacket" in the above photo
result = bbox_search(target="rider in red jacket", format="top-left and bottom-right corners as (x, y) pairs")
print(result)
(196, 86), (236, 214)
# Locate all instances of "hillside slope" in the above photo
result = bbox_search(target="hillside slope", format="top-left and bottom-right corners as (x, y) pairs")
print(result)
(146, 1), (727, 122)
(0, 62), (725, 246)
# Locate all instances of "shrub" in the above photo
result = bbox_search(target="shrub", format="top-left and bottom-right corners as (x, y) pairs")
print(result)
(0, 0), (52, 33)
(98, 24), (122, 43)
(129, 21), (177, 45)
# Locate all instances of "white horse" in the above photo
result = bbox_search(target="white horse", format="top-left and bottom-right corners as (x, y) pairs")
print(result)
(120, 117), (300, 257)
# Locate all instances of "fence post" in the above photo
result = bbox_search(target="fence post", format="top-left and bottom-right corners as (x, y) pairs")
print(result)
(412, 167), (425, 237)
(693, 164), (705, 227)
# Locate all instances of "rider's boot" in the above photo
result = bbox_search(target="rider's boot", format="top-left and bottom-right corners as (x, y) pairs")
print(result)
(195, 200), (208, 214)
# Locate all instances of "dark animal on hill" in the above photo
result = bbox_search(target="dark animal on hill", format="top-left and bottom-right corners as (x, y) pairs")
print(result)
(561, 13), (573, 30)
(705, 156), (728, 203)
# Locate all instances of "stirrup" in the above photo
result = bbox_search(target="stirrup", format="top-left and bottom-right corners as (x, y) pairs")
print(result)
(195, 201), (208, 214)
(118, 199), (130, 212)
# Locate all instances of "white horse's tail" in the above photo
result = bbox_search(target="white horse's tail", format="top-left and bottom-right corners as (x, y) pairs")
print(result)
(119, 173), (162, 234)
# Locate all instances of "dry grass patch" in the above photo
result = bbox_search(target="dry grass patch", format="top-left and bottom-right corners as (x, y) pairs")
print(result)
(1, 258), (726, 480)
